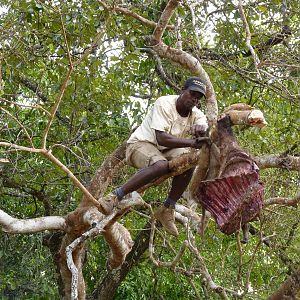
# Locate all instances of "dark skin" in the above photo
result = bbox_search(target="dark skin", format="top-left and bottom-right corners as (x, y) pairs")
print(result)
(121, 89), (207, 201)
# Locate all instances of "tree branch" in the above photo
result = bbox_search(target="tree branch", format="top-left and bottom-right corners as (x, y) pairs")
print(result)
(238, 0), (261, 79)
(264, 191), (300, 207)
(0, 106), (35, 147)
(81, 140), (127, 206)
(153, 0), (180, 43)
(0, 209), (66, 233)
(66, 194), (145, 299)
(150, 41), (218, 123)
(137, 47), (180, 92)
(255, 154), (300, 171)
(0, 142), (42, 153)
(97, 0), (174, 30)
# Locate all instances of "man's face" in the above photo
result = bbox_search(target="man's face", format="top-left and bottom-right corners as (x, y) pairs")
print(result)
(181, 89), (204, 110)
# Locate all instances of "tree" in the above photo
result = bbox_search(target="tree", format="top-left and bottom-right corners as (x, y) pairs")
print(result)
(0, 0), (299, 299)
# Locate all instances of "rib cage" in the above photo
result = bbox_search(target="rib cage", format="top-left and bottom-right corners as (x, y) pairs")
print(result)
(194, 115), (264, 235)
(195, 172), (263, 234)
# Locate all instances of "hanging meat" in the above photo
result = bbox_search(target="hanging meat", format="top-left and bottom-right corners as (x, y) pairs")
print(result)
(194, 115), (264, 235)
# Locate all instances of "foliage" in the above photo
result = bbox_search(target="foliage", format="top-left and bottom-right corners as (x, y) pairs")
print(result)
(0, 0), (299, 299)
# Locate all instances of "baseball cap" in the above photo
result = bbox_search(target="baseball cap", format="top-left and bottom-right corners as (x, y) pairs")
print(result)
(183, 77), (206, 96)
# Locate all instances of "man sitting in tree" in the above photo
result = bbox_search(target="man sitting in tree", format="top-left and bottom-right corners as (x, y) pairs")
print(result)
(101, 77), (209, 236)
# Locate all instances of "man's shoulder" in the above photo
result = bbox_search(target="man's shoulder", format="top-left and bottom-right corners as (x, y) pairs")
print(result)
(155, 95), (178, 106)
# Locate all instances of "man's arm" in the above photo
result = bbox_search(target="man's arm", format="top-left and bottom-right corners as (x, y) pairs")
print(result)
(155, 130), (207, 149)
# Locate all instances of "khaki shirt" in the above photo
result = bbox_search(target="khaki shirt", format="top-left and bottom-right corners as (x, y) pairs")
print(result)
(127, 95), (208, 150)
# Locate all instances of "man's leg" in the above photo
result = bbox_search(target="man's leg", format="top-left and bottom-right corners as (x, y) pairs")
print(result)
(154, 169), (194, 236)
(100, 142), (169, 214)
(167, 168), (194, 205)
(154, 145), (195, 236)
(154, 168), (194, 237)
(101, 161), (169, 213)
(120, 160), (169, 195)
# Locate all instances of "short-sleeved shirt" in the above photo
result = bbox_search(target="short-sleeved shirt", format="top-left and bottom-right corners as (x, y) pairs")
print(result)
(127, 95), (208, 150)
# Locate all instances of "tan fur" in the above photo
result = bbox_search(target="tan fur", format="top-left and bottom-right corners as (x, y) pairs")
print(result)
(103, 223), (134, 269)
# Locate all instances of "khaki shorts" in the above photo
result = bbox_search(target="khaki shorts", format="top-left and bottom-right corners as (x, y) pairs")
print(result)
(126, 141), (190, 169)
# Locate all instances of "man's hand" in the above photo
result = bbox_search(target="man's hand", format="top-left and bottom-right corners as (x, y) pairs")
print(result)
(191, 124), (207, 137)
(191, 137), (211, 149)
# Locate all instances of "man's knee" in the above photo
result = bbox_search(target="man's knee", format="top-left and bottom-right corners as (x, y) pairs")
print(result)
(151, 160), (169, 174)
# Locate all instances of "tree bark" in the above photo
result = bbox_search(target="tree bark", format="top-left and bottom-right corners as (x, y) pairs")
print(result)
(255, 154), (300, 171)
(81, 140), (127, 207)
(43, 232), (66, 298)
(91, 222), (151, 299)
(267, 268), (300, 300)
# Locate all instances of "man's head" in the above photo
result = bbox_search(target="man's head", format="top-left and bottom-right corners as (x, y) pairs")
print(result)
(183, 77), (206, 97)
(177, 77), (206, 112)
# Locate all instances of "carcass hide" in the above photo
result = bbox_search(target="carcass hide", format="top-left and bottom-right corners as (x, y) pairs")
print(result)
(194, 116), (264, 235)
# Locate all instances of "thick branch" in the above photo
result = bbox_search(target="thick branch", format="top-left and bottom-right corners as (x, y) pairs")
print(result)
(81, 140), (127, 207)
(255, 154), (300, 171)
(65, 194), (145, 299)
(222, 104), (267, 128)
(153, 0), (180, 43)
(138, 149), (202, 192)
(0, 209), (66, 233)
(264, 192), (300, 207)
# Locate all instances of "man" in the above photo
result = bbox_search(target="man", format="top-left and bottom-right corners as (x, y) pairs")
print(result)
(101, 77), (209, 236)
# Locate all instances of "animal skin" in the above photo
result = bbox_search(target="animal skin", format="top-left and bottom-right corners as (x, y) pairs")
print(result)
(194, 116), (264, 235)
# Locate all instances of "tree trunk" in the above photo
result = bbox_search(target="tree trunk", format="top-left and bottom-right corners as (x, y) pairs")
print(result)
(91, 222), (151, 299)
(42, 232), (65, 298)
